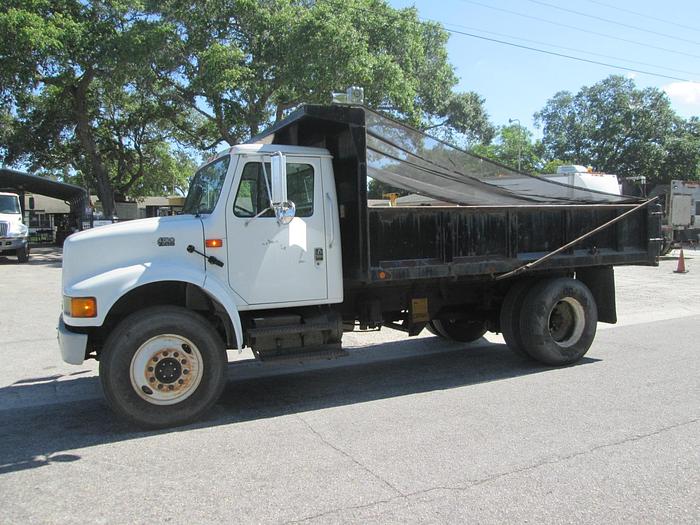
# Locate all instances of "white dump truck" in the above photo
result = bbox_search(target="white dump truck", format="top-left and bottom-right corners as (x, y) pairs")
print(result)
(0, 191), (30, 263)
(58, 104), (660, 428)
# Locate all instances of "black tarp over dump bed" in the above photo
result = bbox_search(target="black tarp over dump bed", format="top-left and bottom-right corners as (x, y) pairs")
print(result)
(250, 105), (656, 283)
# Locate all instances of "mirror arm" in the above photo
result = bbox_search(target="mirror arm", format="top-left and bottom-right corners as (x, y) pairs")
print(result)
(244, 207), (272, 227)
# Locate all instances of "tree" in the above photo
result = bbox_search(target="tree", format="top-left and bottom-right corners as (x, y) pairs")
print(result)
(152, 0), (494, 149)
(0, 1), (190, 215)
(471, 124), (543, 173)
(534, 75), (699, 184)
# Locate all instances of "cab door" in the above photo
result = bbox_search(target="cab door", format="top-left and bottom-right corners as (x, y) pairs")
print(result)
(226, 156), (328, 305)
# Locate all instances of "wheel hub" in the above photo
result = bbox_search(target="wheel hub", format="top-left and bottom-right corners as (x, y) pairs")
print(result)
(130, 335), (203, 405)
(548, 298), (585, 348)
(154, 357), (182, 384)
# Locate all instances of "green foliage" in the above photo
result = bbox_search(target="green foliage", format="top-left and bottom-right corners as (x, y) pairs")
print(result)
(0, 0), (189, 215)
(1, 0), (493, 214)
(152, 0), (493, 147)
(534, 75), (700, 185)
(471, 124), (543, 173)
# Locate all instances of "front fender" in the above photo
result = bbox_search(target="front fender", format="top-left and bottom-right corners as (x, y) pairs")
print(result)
(63, 262), (244, 350)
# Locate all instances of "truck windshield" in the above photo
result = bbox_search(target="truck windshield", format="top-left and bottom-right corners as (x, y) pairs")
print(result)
(0, 195), (21, 214)
(183, 155), (231, 215)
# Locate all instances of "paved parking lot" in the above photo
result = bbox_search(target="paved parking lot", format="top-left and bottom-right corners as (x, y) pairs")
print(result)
(0, 245), (698, 523)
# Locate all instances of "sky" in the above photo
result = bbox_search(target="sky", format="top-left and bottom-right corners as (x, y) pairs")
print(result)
(389, 0), (700, 134)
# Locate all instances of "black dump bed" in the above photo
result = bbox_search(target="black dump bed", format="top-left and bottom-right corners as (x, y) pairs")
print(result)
(251, 105), (660, 286)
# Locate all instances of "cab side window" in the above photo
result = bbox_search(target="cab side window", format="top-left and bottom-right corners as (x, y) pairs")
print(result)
(233, 161), (315, 218)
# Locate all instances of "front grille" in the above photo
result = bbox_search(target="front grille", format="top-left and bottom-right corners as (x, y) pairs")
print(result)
(0, 222), (8, 237)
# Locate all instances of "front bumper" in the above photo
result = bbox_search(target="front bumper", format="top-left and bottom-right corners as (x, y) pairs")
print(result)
(58, 315), (88, 365)
(0, 237), (27, 254)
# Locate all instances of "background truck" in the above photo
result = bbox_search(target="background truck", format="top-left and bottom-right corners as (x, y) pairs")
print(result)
(0, 191), (30, 263)
(649, 180), (700, 254)
(58, 104), (661, 428)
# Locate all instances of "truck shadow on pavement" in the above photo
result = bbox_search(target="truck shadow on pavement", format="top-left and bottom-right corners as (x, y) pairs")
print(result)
(0, 339), (600, 476)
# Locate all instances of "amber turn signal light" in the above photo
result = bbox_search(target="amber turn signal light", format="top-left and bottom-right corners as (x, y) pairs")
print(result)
(205, 239), (223, 248)
(64, 296), (97, 318)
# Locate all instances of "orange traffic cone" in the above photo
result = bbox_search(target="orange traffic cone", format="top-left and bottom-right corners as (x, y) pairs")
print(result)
(674, 247), (688, 274)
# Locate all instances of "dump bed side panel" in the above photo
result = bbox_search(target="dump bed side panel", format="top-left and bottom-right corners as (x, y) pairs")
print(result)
(365, 204), (657, 283)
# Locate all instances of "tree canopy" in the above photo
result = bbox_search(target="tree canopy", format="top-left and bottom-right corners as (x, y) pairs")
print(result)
(0, 0), (495, 216)
(534, 75), (700, 185)
(471, 123), (544, 174)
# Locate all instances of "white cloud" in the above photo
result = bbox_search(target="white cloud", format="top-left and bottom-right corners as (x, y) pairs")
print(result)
(663, 81), (700, 106)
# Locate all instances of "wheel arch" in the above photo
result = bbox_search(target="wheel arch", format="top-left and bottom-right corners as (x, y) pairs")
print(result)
(97, 279), (242, 352)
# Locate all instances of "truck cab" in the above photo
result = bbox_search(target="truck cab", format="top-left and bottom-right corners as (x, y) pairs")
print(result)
(0, 191), (30, 263)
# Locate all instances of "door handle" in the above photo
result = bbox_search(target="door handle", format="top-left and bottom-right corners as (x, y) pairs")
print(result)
(325, 192), (335, 248)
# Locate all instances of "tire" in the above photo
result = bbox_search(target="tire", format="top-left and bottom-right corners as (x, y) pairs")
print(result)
(424, 321), (445, 337)
(430, 319), (487, 343)
(499, 279), (537, 358)
(659, 240), (673, 256)
(17, 245), (29, 263)
(518, 278), (597, 366)
(99, 306), (227, 428)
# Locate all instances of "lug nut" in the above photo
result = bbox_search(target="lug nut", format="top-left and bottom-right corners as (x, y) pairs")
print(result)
(168, 385), (174, 391)
(157, 384), (163, 390)
(183, 369), (189, 375)
(147, 366), (154, 372)
(181, 359), (187, 364)
(152, 357), (158, 362)
(163, 351), (169, 356)
(174, 352), (179, 358)
(149, 377), (155, 383)
(178, 379), (184, 385)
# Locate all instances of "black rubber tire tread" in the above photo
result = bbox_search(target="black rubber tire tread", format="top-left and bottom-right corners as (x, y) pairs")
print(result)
(499, 279), (538, 358)
(518, 277), (597, 366)
(425, 320), (447, 337)
(99, 305), (227, 428)
(17, 245), (29, 263)
(430, 319), (487, 343)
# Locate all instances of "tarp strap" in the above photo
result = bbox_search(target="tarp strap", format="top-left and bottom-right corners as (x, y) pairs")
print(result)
(494, 197), (660, 281)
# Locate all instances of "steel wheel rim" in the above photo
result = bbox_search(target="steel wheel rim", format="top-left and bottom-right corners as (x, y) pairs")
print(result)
(548, 297), (585, 348)
(130, 334), (204, 405)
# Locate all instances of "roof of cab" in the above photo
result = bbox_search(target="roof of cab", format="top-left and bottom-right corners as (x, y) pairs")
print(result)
(205, 143), (332, 165)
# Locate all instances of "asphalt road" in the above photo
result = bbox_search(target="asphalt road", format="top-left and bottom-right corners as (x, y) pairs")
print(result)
(0, 246), (698, 524)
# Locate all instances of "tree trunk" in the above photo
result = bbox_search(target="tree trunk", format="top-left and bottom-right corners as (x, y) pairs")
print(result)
(71, 70), (117, 218)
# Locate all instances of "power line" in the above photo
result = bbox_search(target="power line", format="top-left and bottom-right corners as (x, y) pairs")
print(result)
(582, 0), (700, 34)
(524, 0), (700, 46)
(441, 26), (691, 82)
(441, 22), (700, 78)
(456, 0), (700, 60)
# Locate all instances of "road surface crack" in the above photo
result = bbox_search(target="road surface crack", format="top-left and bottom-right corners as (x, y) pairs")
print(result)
(295, 414), (405, 498)
(286, 417), (699, 523)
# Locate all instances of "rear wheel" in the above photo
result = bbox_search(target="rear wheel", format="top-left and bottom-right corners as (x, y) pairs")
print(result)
(518, 278), (597, 366)
(99, 306), (227, 428)
(499, 279), (537, 357)
(429, 319), (487, 343)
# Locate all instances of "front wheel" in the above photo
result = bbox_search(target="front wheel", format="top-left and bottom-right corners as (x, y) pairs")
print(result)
(99, 306), (227, 428)
(519, 278), (597, 366)
(17, 244), (29, 263)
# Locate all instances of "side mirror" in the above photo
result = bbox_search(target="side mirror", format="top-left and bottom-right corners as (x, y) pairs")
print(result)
(274, 200), (296, 225)
(270, 152), (287, 205)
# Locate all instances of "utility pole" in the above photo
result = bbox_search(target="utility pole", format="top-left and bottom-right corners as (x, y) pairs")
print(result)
(508, 118), (522, 172)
